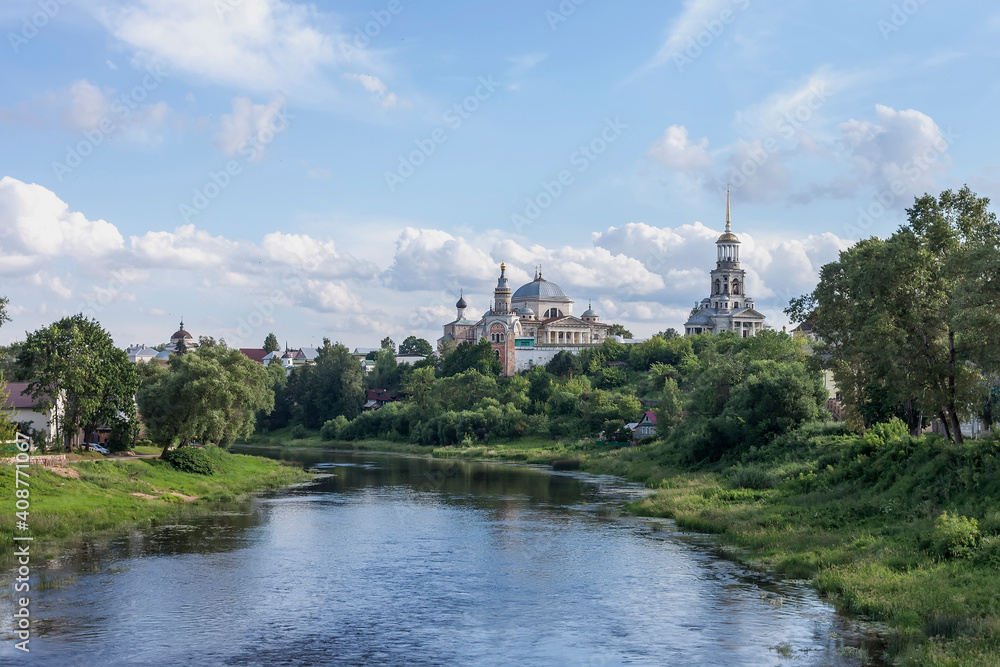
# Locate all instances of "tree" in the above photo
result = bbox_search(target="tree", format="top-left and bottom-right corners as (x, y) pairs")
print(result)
(137, 339), (273, 456)
(546, 350), (580, 379)
(263, 333), (280, 353)
(0, 296), (9, 329)
(608, 323), (633, 339)
(654, 378), (684, 437)
(654, 328), (680, 340)
(380, 337), (396, 354)
(788, 187), (1000, 442)
(18, 314), (138, 449)
(399, 335), (433, 356)
(290, 338), (365, 428)
(367, 349), (400, 390)
(439, 339), (502, 378)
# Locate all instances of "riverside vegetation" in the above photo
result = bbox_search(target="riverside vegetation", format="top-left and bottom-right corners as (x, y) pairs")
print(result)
(249, 190), (1000, 665)
(0, 446), (310, 554)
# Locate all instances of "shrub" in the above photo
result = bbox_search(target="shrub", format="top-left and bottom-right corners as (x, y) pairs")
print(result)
(164, 447), (215, 475)
(320, 415), (349, 441)
(290, 424), (307, 440)
(932, 512), (979, 559)
(727, 464), (776, 490)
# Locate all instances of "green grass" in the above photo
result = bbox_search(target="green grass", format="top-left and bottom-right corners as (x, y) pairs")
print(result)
(0, 446), (311, 552)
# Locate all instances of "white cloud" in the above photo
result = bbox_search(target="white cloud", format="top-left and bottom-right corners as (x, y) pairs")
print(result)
(734, 71), (843, 148)
(343, 73), (399, 108)
(61, 80), (113, 131)
(838, 104), (951, 197)
(214, 95), (288, 160)
(0, 79), (172, 144)
(101, 0), (349, 95)
(385, 228), (497, 291)
(131, 224), (242, 268)
(0, 177), (124, 262)
(647, 125), (713, 171)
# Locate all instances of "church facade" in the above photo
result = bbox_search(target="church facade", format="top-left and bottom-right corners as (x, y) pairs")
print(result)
(441, 263), (611, 375)
(683, 193), (769, 337)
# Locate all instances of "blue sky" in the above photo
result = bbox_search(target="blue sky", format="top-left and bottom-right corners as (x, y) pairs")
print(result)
(1, 0), (996, 350)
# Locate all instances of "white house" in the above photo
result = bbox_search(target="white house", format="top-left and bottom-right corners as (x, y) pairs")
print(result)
(2, 382), (65, 446)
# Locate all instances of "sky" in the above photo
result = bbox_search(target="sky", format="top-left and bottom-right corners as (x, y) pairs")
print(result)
(1, 0), (997, 351)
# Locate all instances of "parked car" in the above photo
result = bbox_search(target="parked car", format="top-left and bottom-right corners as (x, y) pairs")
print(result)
(86, 442), (110, 455)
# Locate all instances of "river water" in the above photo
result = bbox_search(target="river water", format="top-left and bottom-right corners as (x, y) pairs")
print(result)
(1, 449), (882, 666)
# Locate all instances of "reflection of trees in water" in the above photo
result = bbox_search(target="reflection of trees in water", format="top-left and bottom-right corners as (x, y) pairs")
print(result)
(29, 500), (264, 582)
(283, 449), (597, 513)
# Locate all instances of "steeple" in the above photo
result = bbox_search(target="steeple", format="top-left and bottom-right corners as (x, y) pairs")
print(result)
(493, 261), (511, 313)
(725, 186), (731, 233)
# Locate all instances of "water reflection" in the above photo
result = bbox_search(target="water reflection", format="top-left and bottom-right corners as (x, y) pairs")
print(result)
(0, 448), (882, 666)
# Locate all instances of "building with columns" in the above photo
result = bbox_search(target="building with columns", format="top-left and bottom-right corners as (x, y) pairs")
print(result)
(441, 263), (611, 375)
(683, 192), (768, 337)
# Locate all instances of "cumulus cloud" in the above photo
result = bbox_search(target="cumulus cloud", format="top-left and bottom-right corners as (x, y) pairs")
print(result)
(0, 176), (124, 262)
(385, 228), (497, 291)
(837, 104), (952, 197)
(260, 232), (379, 279)
(647, 125), (713, 171)
(100, 0), (349, 95)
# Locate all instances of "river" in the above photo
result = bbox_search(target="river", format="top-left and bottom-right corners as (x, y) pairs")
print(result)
(1, 449), (882, 666)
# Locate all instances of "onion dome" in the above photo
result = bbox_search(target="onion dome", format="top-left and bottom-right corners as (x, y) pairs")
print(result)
(456, 290), (467, 309)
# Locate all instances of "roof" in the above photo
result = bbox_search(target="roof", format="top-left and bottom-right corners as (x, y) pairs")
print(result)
(685, 311), (715, 325)
(2, 382), (50, 410)
(299, 347), (319, 360)
(512, 276), (570, 301)
(716, 231), (740, 243)
(239, 348), (268, 363)
(641, 411), (657, 425)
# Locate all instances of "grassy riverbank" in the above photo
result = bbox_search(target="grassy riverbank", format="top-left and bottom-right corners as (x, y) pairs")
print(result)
(0, 446), (311, 553)
(246, 425), (1000, 665)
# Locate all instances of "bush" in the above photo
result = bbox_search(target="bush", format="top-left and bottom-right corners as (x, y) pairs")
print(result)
(320, 415), (349, 441)
(932, 511), (979, 559)
(291, 424), (307, 440)
(164, 447), (215, 475)
(727, 464), (776, 490)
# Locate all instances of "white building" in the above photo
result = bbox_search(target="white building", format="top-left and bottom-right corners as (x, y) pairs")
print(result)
(684, 192), (768, 337)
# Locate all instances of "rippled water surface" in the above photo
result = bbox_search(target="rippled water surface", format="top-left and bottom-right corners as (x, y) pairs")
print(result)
(1, 449), (881, 666)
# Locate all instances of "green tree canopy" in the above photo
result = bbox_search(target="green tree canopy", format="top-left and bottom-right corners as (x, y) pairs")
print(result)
(607, 323), (633, 339)
(290, 338), (365, 428)
(380, 337), (396, 354)
(399, 335), (433, 356)
(787, 186), (1000, 441)
(17, 314), (138, 449)
(263, 333), (280, 353)
(137, 339), (274, 456)
(439, 339), (502, 378)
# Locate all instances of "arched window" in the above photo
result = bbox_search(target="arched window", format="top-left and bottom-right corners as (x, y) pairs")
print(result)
(732, 279), (740, 294)
(714, 279), (721, 295)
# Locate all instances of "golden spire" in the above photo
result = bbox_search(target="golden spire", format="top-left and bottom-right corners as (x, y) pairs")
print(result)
(500, 261), (506, 274)
(725, 186), (731, 232)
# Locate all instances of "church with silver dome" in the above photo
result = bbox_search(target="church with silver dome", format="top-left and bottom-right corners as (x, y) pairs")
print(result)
(683, 191), (768, 337)
(441, 264), (610, 375)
